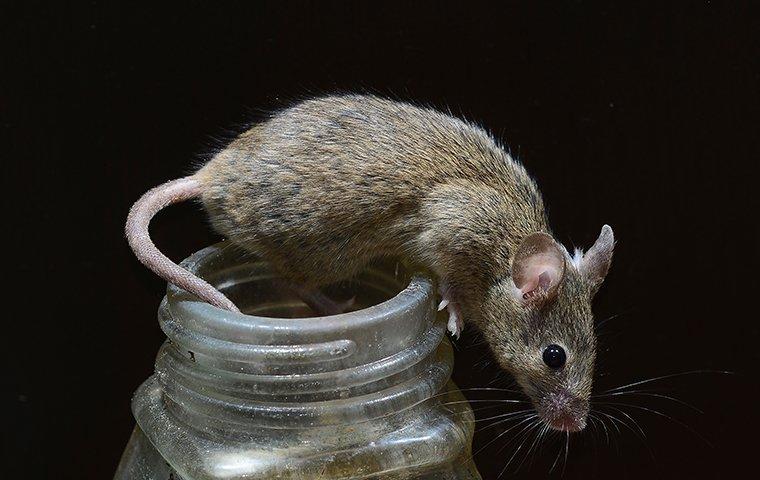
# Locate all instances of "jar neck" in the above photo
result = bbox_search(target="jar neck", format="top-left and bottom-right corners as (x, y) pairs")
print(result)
(154, 244), (452, 428)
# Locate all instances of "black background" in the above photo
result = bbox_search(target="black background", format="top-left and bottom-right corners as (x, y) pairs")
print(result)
(4, 2), (758, 478)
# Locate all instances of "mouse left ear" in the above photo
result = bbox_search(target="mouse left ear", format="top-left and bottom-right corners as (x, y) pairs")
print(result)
(511, 232), (566, 306)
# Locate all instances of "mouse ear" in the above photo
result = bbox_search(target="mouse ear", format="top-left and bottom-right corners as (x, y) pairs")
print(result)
(579, 224), (615, 291)
(511, 232), (566, 306)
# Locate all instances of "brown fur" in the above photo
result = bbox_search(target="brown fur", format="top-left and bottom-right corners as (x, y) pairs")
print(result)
(154, 94), (614, 430)
(197, 95), (548, 313)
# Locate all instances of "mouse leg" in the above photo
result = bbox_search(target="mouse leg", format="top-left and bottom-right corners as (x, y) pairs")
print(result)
(438, 283), (464, 338)
(298, 288), (355, 316)
(279, 281), (355, 316)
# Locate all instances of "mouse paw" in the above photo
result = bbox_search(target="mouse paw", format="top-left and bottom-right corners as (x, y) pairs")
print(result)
(336, 296), (356, 313)
(438, 283), (464, 339)
(283, 281), (355, 316)
(446, 307), (464, 338)
(306, 292), (355, 316)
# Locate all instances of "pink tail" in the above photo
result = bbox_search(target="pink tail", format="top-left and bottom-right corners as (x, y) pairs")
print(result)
(125, 176), (240, 312)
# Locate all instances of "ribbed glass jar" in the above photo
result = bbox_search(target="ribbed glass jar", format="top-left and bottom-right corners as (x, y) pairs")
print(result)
(115, 243), (482, 479)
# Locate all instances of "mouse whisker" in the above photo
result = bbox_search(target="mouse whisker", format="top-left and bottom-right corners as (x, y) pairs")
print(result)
(439, 399), (525, 407)
(594, 412), (617, 449)
(598, 370), (734, 394)
(536, 423), (554, 465)
(606, 407), (646, 441)
(495, 428), (532, 479)
(452, 405), (522, 415)
(467, 414), (538, 460)
(486, 372), (514, 387)
(515, 422), (550, 473)
(547, 427), (573, 475)
(596, 402), (713, 447)
(588, 412), (610, 444)
(429, 389), (524, 402)
(596, 410), (628, 457)
(463, 404), (534, 417)
(595, 412), (613, 445)
(585, 414), (598, 441)
(430, 387), (525, 401)
(456, 387), (524, 393)
(597, 410), (623, 437)
(557, 430), (571, 475)
(548, 435), (564, 473)
(470, 408), (536, 425)
(592, 387), (662, 397)
(496, 418), (543, 479)
(596, 407), (658, 462)
(448, 406), (533, 423)
(593, 391), (703, 414)
(605, 406), (657, 457)
(594, 312), (624, 332)
(608, 407), (647, 440)
(475, 411), (537, 432)
(467, 404), (521, 414)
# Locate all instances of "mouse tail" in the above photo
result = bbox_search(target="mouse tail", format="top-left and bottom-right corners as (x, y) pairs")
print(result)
(125, 176), (240, 312)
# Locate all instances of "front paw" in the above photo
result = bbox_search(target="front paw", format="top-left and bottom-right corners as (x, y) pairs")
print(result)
(446, 309), (464, 338)
(438, 285), (464, 339)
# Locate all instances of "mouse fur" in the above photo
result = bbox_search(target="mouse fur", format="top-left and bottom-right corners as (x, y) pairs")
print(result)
(127, 94), (615, 431)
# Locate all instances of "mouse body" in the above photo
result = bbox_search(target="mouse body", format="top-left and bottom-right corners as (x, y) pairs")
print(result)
(127, 94), (615, 432)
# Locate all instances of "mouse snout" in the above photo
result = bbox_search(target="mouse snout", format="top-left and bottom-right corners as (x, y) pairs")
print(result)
(540, 390), (588, 432)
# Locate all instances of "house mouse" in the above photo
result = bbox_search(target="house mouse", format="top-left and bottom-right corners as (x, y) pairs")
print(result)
(126, 94), (615, 432)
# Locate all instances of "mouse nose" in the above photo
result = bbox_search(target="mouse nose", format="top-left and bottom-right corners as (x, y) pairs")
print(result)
(542, 390), (588, 432)
(548, 413), (586, 432)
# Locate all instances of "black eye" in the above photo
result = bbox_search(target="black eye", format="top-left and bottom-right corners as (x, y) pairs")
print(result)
(542, 344), (566, 369)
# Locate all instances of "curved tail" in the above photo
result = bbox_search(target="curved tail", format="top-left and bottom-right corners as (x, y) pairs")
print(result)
(125, 176), (240, 312)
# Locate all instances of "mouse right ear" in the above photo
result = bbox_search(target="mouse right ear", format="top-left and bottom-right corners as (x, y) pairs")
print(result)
(511, 232), (566, 307)
(578, 224), (615, 292)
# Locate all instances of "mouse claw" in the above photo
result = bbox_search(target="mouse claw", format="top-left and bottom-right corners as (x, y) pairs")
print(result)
(447, 310), (463, 339)
(439, 282), (463, 339)
(338, 296), (356, 313)
(438, 298), (449, 311)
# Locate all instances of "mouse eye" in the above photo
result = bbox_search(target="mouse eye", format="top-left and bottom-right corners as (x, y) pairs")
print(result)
(542, 344), (566, 369)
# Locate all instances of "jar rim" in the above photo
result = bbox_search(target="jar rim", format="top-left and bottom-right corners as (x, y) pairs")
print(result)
(161, 242), (438, 371)
(166, 242), (435, 342)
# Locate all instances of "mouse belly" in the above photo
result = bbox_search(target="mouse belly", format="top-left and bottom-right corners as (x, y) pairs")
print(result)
(227, 224), (400, 288)
(198, 163), (415, 288)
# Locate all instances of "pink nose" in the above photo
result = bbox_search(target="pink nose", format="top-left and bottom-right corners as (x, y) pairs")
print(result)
(549, 414), (586, 432)
(542, 391), (588, 432)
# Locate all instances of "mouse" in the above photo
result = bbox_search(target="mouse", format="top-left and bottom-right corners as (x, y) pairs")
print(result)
(126, 94), (615, 432)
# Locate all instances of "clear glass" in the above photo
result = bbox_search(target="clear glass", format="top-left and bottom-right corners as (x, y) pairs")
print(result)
(115, 243), (482, 479)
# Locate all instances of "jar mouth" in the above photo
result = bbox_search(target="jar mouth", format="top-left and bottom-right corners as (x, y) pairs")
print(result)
(167, 242), (431, 330)
(170, 241), (415, 319)
(162, 243), (438, 372)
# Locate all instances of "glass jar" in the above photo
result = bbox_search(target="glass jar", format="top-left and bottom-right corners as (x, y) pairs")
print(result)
(115, 243), (482, 479)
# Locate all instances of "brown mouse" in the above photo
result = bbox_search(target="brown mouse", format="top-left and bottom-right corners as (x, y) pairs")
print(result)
(126, 94), (615, 432)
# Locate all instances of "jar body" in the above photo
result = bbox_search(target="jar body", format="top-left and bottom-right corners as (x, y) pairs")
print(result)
(116, 383), (480, 480)
(115, 244), (482, 479)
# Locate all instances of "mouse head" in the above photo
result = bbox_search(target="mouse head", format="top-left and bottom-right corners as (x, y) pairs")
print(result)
(480, 225), (614, 432)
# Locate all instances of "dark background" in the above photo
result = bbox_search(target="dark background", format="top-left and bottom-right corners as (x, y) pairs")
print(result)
(4, 1), (758, 478)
